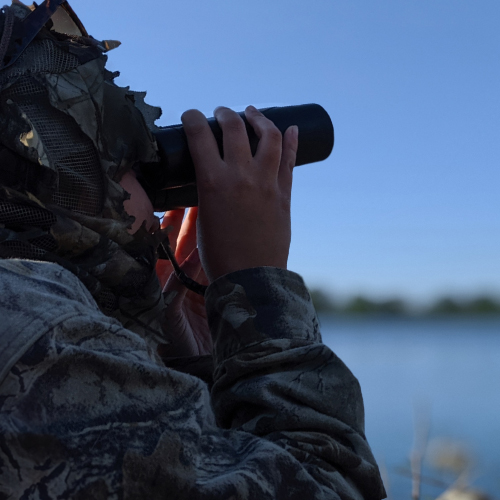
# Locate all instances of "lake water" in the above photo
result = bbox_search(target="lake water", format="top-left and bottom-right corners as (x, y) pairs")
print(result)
(319, 315), (500, 499)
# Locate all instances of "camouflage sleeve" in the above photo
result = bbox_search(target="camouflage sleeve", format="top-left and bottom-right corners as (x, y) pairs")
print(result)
(0, 261), (385, 499)
(206, 267), (386, 499)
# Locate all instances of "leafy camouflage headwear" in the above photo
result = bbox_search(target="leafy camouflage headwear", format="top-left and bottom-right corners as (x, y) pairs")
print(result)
(0, 1), (170, 348)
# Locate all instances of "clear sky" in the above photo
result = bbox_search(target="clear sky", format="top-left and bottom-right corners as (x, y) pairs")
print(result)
(71, 0), (500, 302)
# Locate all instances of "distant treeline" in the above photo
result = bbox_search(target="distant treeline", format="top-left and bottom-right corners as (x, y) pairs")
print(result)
(309, 289), (500, 316)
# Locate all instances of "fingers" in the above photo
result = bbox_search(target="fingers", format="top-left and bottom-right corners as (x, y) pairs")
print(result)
(245, 105), (282, 176)
(182, 106), (286, 182)
(278, 125), (299, 189)
(157, 208), (200, 289)
(157, 210), (183, 288)
(161, 209), (185, 253)
(175, 207), (198, 264)
(182, 109), (221, 184)
(213, 107), (252, 165)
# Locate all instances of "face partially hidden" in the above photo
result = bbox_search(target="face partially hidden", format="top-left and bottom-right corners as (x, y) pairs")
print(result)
(120, 171), (158, 234)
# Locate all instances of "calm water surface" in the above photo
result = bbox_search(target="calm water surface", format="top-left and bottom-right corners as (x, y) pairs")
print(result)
(319, 316), (500, 499)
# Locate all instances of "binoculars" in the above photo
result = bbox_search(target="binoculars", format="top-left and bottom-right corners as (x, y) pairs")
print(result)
(139, 104), (334, 211)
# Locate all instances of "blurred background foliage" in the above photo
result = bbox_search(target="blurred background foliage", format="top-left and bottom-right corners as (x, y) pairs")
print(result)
(308, 288), (500, 316)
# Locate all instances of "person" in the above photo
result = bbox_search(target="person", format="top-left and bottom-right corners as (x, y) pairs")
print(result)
(0, 1), (386, 498)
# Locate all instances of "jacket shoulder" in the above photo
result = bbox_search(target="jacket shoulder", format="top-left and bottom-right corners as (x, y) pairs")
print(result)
(0, 259), (98, 383)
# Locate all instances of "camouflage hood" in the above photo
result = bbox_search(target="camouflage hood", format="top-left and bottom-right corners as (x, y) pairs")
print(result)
(0, 1), (170, 346)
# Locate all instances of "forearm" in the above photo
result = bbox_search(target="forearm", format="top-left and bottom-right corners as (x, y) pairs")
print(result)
(206, 267), (386, 499)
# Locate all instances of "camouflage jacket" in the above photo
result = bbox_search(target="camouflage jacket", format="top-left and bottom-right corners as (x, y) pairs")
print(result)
(0, 259), (385, 499)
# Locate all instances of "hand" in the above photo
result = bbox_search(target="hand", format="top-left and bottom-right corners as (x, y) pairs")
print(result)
(156, 207), (212, 357)
(181, 105), (299, 282)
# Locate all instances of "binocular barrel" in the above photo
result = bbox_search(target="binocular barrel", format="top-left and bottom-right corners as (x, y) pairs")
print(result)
(140, 103), (334, 211)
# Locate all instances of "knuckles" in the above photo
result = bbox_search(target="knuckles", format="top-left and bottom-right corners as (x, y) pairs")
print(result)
(197, 174), (219, 194)
(216, 109), (246, 134)
(199, 172), (279, 200)
(232, 176), (278, 200)
(264, 125), (282, 143)
(250, 112), (282, 139)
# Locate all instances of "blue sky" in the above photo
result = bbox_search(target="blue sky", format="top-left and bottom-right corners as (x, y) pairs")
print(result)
(72, 0), (500, 302)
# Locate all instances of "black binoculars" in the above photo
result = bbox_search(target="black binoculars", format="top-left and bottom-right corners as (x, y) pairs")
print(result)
(139, 104), (334, 211)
